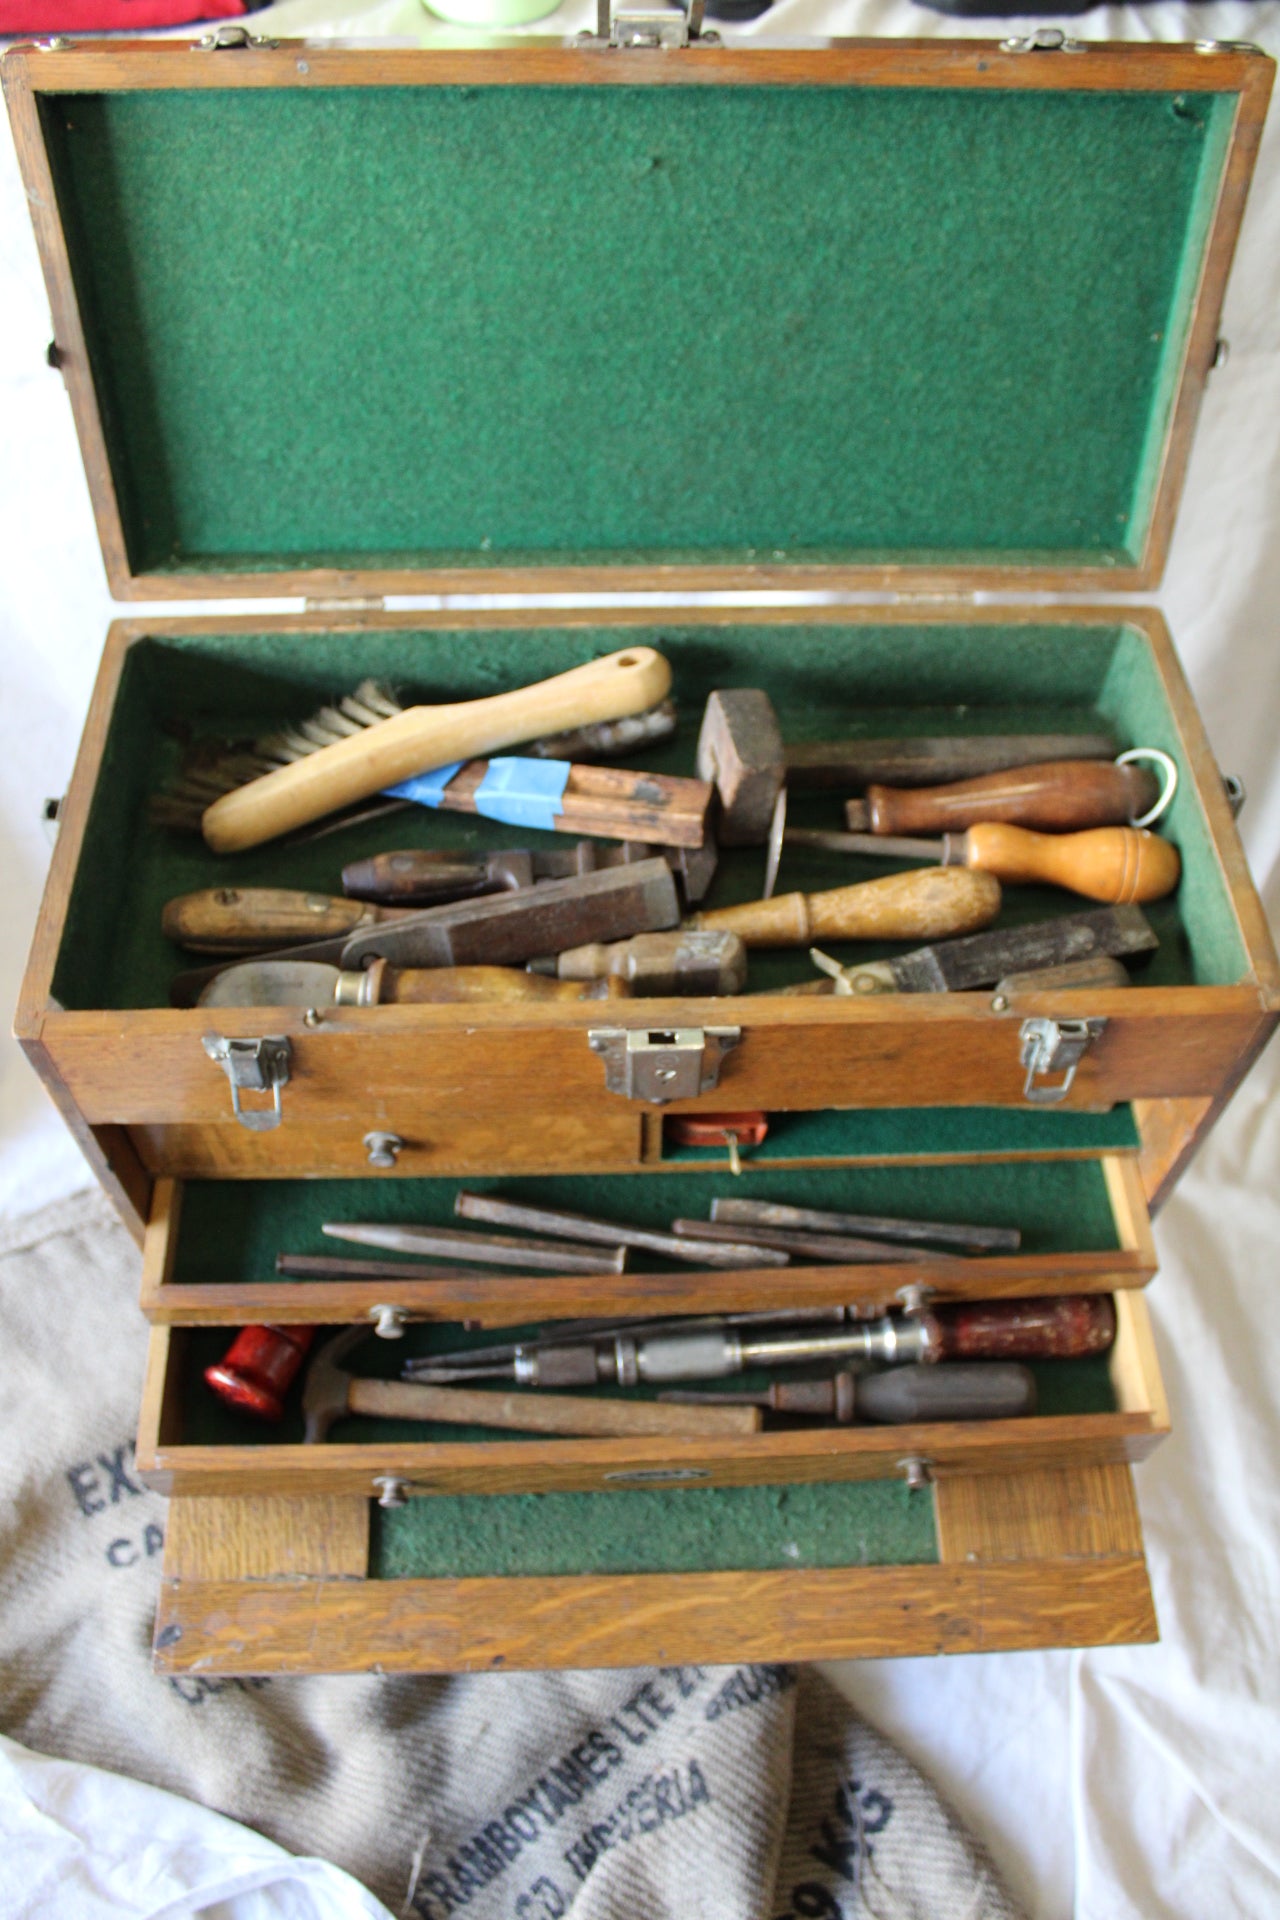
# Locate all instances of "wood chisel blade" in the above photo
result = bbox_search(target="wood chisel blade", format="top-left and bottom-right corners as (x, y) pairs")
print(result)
(832, 903), (1158, 994)
(340, 858), (681, 969)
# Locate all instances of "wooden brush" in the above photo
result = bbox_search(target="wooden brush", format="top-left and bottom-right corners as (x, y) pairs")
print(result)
(151, 682), (679, 841)
(194, 650), (673, 854)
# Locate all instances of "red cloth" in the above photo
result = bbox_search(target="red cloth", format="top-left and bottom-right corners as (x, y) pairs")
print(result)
(1, 0), (252, 28)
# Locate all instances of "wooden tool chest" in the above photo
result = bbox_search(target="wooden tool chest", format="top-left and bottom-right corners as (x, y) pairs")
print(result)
(6, 30), (1276, 1674)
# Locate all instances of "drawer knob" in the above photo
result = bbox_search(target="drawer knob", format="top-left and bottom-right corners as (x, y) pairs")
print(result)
(898, 1455), (933, 1492)
(370, 1304), (407, 1340)
(363, 1130), (404, 1168)
(372, 1475), (409, 1508)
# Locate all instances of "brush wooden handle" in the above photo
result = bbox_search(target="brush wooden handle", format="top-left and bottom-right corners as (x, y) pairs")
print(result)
(201, 649), (673, 854)
(691, 867), (1001, 947)
(955, 824), (1180, 903)
(344, 1376), (760, 1437)
(380, 965), (631, 1004)
(163, 887), (401, 953)
(857, 760), (1160, 835)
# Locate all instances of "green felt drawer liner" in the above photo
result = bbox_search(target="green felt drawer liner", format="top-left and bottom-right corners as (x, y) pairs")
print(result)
(662, 1104), (1140, 1163)
(170, 1159), (1125, 1288)
(52, 622), (1244, 1013)
(173, 1316), (1116, 1451)
(38, 82), (1232, 575)
(371, 1481), (938, 1579)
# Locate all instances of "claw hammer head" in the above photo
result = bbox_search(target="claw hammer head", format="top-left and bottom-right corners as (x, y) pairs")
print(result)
(302, 1324), (371, 1443)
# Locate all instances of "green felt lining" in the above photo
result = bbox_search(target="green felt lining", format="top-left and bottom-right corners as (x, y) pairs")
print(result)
(50, 621), (1247, 1013)
(662, 1104), (1140, 1163)
(38, 81), (1235, 578)
(372, 1481), (938, 1579)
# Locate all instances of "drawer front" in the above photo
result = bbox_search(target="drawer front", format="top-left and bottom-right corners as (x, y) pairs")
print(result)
(136, 1288), (1169, 1502)
(150, 1465), (1159, 1674)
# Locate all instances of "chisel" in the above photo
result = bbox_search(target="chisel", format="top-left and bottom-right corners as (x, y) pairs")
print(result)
(688, 865), (1001, 948)
(659, 1362), (1037, 1424)
(321, 1220), (629, 1274)
(672, 1219), (947, 1265)
(787, 823), (1180, 905)
(781, 903), (1157, 996)
(342, 839), (718, 908)
(843, 757), (1167, 835)
(453, 1191), (790, 1269)
(709, 1197), (1020, 1254)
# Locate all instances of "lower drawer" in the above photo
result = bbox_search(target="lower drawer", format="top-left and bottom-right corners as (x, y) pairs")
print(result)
(151, 1462), (1159, 1673)
(137, 1286), (1168, 1500)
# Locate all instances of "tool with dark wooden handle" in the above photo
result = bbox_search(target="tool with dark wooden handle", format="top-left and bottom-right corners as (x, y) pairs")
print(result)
(793, 824), (1180, 904)
(660, 1362), (1037, 1424)
(786, 733), (1117, 791)
(689, 865), (1001, 947)
(201, 647), (673, 853)
(844, 759), (1161, 835)
(164, 888), (409, 954)
(527, 930), (748, 995)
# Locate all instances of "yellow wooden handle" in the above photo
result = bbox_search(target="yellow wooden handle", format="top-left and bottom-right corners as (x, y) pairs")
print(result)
(382, 966), (631, 1004)
(961, 823), (1181, 903)
(345, 1377), (760, 1437)
(692, 866), (1001, 947)
(201, 649), (672, 854)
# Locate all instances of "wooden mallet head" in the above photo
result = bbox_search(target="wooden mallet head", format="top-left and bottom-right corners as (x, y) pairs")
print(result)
(696, 690), (786, 846)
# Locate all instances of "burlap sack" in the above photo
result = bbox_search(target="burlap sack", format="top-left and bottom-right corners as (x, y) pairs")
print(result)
(0, 1190), (1023, 1920)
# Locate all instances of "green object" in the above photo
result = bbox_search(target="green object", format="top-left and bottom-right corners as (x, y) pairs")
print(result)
(39, 81), (1235, 578)
(424, 0), (562, 22)
(50, 621), (1245, 1013)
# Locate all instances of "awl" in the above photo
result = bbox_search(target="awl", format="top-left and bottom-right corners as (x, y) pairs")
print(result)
(843, 757), (1167, 835)
(689, 866), (1001, 948)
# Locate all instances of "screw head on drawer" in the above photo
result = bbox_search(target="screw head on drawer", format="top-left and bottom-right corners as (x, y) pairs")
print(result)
(372, 1476), (409, 1508)
(363, 1130), (404, 1169)
(370, 1304), (407, 1340)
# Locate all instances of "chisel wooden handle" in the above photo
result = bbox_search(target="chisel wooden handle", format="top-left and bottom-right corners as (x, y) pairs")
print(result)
(690, 867), (1001, 947)
(376, 964), (631, 1004)
(953, 824), (1180, 903)
(344, 1376), (760, 1437)
(853, 759), (1160, 835)
(202, 648), (672, 854)
(163, 887), (405, 953)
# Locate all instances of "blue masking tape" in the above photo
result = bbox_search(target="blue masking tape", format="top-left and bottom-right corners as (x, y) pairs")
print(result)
(385, 762), (465, 807)
(386, 757), (571, 831)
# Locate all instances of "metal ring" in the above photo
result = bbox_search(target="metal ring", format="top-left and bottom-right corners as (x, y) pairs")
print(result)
(1115, 748), (1178, 828)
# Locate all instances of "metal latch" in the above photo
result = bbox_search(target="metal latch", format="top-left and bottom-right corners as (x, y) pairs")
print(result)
(1000, 27), (1087, 52)
(588, 1026), (740, 1103)
(201, 1034), (292, 1130)
(197, 22), (279, 48)
(587, 0), (716, 47)
(1018, 1016), (1106, 1105)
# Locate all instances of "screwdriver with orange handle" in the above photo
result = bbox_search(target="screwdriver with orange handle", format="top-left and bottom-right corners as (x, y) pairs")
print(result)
(786, 821), (1180, 905)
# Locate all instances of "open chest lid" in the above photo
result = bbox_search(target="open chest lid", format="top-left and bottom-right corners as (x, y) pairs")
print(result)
(4, 31), (1272, 601)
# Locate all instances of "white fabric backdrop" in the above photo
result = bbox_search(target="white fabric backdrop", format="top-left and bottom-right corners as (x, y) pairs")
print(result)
(1, 3), (1277, 1914)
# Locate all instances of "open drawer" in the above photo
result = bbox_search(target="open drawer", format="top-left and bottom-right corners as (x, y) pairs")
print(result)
(149, 1456), (1161, 1674)
(138, 1154), (1156, 1331)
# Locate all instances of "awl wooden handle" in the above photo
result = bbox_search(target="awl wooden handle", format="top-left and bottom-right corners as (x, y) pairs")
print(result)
(201, 648), (672, 854)
(379, 964), (631, 1004)
(345, 1376), (760, 1437)
(957, 824), (1180, 903)
(853, 759), (1160, 834)
(691, 866), (1001, 947)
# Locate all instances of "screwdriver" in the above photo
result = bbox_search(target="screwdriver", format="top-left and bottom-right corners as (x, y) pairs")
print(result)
(660, 1362), (1037, 1424)
(786, 823), (1180, 905)
(400, 1295), (1115, 1387)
